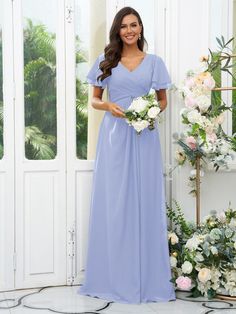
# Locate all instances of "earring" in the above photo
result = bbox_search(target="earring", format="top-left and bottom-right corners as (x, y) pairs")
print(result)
(138, 33), (141, 40)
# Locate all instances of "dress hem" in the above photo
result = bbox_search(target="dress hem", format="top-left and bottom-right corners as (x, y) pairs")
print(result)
(78, 289), (176, 304)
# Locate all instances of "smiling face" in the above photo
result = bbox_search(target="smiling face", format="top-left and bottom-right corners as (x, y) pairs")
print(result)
(119, 14), (142, 46)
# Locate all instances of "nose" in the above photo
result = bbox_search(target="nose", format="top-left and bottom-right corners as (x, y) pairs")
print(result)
(127, 25), (132, 33)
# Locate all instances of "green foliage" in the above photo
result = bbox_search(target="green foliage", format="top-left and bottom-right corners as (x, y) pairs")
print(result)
(167, 199), (195, 237)
(23, 19), (88, 159)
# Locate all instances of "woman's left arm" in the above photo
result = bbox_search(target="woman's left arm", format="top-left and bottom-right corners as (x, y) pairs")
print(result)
(155, 89), (167, 113)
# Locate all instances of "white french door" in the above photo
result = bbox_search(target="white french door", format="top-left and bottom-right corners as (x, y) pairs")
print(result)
(0, 0), (95, 291)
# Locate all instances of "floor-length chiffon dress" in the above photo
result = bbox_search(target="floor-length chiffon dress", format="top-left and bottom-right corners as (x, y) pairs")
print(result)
(78, 52), (176, 304)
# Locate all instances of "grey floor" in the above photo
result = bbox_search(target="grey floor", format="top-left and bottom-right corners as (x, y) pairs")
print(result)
(0, 285), (236, 313)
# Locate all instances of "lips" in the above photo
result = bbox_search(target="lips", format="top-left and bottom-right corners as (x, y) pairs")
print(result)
(125, 35), (135, 39)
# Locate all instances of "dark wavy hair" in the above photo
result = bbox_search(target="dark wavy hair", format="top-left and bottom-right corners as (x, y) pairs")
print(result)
(98, 6), (148, 82)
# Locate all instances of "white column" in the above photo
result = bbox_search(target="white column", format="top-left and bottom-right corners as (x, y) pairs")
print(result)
(87, 0), (107, 160)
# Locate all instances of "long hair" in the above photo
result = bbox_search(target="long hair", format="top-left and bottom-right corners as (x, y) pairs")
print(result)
(98, 7), (148, 82)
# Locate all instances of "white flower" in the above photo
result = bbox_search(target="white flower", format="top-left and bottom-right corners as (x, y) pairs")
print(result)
(234, 242), (236, 250)
(198, 268), (211, 283)
(220, 142), (230, 155)
(170, 256), (177, 267)
(217, 212), (226, 223)
(131, 120), (149, 133)
(195, 94), (211, 113)
(181, 261), (193, 274)
(180, 108), (189, 116)
(203, 76), (215, 89)
(195, 252), (204, 262)
(129, 97), (149, 113)
(187, 110), (202, 124)
(168, 232), (179, 245)
(210, 246), (218, 255)
(147, 106), (160, 118)
(186, 236), (201, 251)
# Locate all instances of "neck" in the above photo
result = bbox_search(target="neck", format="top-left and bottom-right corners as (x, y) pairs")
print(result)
(121, 44), (142, 57)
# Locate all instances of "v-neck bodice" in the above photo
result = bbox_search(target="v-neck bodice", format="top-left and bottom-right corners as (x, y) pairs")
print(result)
(118, 53), (148, 73)
(86, 52), (172, 110)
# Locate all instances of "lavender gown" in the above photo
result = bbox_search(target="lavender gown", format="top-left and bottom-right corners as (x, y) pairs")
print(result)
(78, 53), (176, 304)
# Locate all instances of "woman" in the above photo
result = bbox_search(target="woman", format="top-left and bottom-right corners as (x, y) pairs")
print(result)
(78, 6), (176, 304)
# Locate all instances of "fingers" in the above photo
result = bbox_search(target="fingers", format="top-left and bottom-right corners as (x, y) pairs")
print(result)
(112, 106), (125, 118)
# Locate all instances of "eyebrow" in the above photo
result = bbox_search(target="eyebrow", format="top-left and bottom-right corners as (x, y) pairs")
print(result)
(120, 22), (138, 26)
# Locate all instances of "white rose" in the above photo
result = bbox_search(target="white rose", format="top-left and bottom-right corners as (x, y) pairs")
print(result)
(130, 97), (149, 113)
(147, 106), (161, 118)
(198, 268), (211, 283)
(203, 76), (215, 89)
(181, 261), (193, 274)
(195, 95), (211, 113)
(186, 236), (201, 251)
(168, 232), (179, 245)
(131, 120), (149, 133)
(187, 110), (202, 124)
(170, 256), (177, 267)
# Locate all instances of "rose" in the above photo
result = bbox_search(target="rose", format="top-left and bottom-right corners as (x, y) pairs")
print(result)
(176, 276), (192, 290)
(147, 106), (160, 118)
(181, 261), (193, 274)
(131, 120), (149, 133)
(187, 110), (202, 124)
(186, 236), (201, 250)
(185, 77), (195, 89)
(203, 76), (215, 89)
(198, 268), (211, 283)
(186, 136), (197, 150)
(129, 97), (149, 113)
(206, 133), (217, 143)
(184, 95), (197, 108)
(195, 94), (211, 113)
(168, 232), (179, 245)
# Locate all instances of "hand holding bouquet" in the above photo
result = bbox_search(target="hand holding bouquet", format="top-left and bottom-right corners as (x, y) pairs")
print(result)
(124, 93), (162, 135)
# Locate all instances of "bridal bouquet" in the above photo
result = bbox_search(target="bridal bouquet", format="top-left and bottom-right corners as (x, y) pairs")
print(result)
(124, 93), (161, 135)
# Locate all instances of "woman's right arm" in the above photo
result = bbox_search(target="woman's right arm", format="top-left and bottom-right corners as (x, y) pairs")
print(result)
(91, 86), (125, 118)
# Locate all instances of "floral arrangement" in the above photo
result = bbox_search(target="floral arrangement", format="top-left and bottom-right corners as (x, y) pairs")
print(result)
(124, 93), (161, 135)
(167, 200), (236, 298)
(173, 37), (236, 194)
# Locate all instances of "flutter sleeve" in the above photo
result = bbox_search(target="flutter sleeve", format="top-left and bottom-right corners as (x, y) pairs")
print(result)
(86, 53), (107, 89)
(151, 56), (172, 90)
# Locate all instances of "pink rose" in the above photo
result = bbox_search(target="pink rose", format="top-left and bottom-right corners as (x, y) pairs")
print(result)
(176, 276), (192, 290)
(203, 77), (215, 89)
(184, 95), (197, 108)
(207, 133), (217, 143)
(186, 136), (197, 150)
